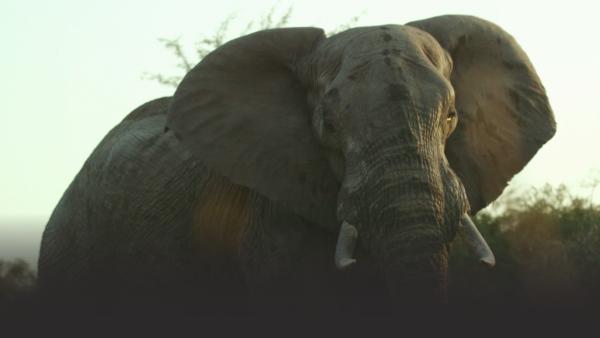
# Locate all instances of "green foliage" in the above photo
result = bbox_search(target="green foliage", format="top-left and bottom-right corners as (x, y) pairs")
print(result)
(0, 259), (35, 302)
(449, 183), (600, 306)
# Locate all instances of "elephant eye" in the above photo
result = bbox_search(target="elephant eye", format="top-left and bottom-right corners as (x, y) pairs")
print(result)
(446, 110), (457, 122)
(444, 108), (458, 139)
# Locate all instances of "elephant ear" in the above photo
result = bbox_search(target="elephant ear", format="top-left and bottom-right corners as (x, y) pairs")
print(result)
(407, 15), (556, 213)
(167, 28), (340, 227)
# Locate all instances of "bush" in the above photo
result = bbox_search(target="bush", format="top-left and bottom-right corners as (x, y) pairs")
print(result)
(0, 259), (36, 303)
(449, 183), (600, 306)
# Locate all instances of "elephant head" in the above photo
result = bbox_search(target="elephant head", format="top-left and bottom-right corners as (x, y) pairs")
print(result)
(166, 15), (555, 304)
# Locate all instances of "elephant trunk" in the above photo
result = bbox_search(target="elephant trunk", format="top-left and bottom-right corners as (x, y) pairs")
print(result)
(374, 223), (449, 304)
(366, 192), (450, 304)
(337, 138), (459, 304)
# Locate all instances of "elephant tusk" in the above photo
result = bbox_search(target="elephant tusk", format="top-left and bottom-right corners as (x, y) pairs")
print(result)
(335, 221), (358, 270)
(459, 214), (496, 267)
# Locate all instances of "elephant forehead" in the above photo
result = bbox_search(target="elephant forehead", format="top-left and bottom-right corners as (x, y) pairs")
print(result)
(338, 25), (452, 77)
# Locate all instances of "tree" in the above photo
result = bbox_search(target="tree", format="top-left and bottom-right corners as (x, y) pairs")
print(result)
(144, 5), (363, 88)
(0, 259), (36, 303)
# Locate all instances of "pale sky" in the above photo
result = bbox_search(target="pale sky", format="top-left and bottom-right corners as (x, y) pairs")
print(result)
(1, 0), (599, 266)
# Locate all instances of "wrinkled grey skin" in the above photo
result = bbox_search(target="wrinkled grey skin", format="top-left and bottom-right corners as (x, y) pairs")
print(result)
(38, 15), (555, 313)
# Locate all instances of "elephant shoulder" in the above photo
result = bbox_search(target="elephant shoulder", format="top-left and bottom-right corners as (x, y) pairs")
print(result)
(122, 96), (171, 122)
(39, 98), (203, 267)
(57, 97), (194, 205)
(87, 97), (186, 172)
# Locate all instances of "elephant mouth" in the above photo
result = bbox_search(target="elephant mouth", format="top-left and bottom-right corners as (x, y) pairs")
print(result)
(334, 214), (495, 270)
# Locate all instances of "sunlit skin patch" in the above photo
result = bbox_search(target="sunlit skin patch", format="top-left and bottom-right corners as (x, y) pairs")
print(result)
(192, 178), (256, 257)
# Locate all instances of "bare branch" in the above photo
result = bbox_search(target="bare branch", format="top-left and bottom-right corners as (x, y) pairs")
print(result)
(158, 37), (193, 72)
(145, 5), (364, 88)
(274, 6), (293, 28)
(141, 72), (181, 88)
(327, 10), (366, 35)
(242, 19), (256, 35)
(260, 5), (276, 29)
(213, 13), (236, 47)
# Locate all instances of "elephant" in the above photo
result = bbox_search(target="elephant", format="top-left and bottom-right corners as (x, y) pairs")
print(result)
(38, 15), (555, 314)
